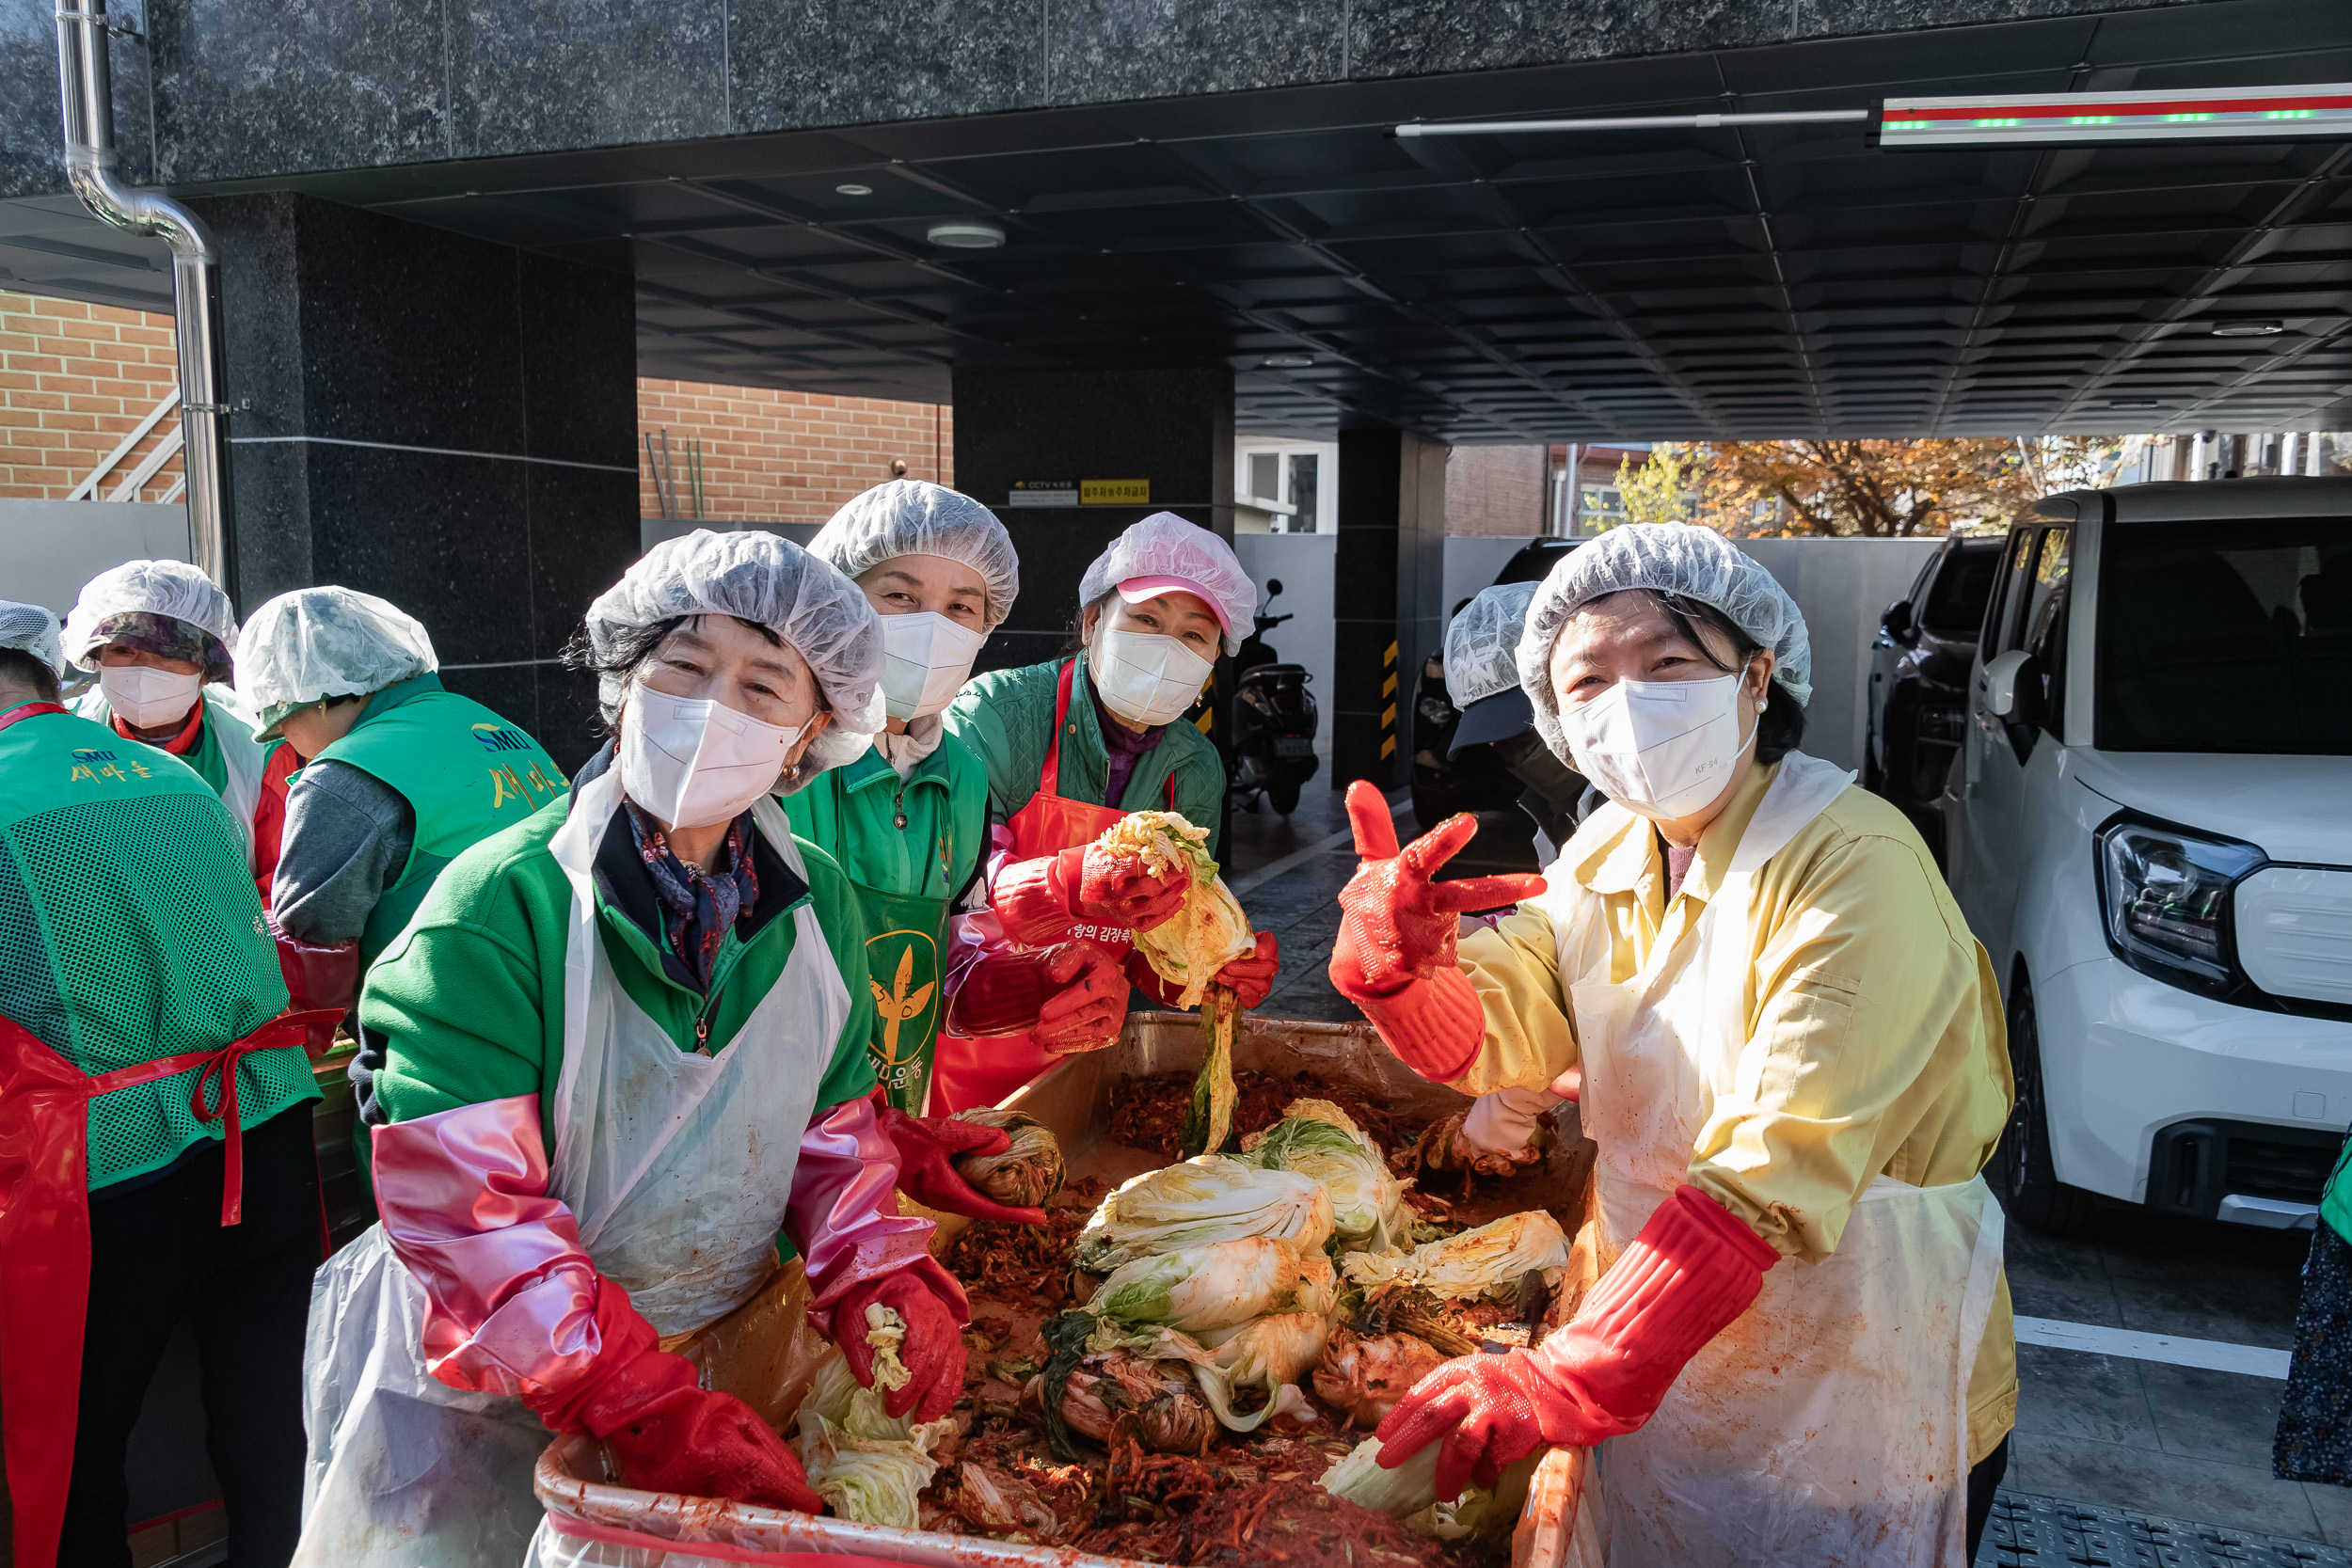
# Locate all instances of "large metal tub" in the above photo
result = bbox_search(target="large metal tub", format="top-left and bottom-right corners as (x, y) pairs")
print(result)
(529, 1011), (1593, 1567)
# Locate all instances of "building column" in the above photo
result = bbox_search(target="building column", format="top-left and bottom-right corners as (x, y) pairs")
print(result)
(1332, 427), (1446, 793)
(951, 365), (1235, 674)
(195, 193), (641, 770)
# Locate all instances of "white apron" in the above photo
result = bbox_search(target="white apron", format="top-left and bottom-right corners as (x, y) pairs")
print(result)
(1550, 753), (2004, 1568)
(294, 768), (851, 1567)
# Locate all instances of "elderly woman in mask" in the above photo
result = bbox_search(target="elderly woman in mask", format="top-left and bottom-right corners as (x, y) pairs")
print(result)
(294, 531), (969, 1567)
(1333, 525), (2016, 1568)
(791, 481), (1055, 1222)
(933, 512), (1280, 1113)
(63, 559), (294, 893)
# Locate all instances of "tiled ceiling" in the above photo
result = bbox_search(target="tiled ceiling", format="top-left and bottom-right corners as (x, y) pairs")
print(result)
(23, 0), (2352, 443)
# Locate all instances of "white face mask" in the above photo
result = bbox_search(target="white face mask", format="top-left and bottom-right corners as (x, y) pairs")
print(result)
(1562, 672), (1755, 822)
(878, 610), (987, 723)
(99, 664), (204, 731)
(1091, 626), (1214, 728)
(618, 681), (806, 830)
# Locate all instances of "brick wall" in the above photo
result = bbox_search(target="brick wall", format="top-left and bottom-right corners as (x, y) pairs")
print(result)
(1445, 443), (1549, 536)
(638, 379), (953, 525)
(0, 290), (183, 501)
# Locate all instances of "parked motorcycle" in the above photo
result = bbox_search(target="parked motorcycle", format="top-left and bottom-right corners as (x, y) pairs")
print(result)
(1226, 578), (1319, 816)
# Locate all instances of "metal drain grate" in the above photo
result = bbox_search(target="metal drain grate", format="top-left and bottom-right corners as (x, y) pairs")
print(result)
(1979, 1491), (2352, 1568)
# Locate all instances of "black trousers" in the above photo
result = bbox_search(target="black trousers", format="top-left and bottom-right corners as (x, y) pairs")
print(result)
(59, 1105), (321, 1568)
(1965, 1433), (2011, 1565)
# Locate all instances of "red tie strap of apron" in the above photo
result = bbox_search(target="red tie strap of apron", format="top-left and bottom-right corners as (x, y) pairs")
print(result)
(83, 1009), (342, 1226)
(0, 701), (68, 732)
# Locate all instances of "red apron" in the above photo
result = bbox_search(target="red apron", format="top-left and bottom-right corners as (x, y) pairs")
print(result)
(0, 704), (341, 1567)
(930, 661), (1171, 1114)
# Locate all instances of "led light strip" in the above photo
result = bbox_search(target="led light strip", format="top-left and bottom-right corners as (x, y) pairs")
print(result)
(1881, 84), (2352, 147)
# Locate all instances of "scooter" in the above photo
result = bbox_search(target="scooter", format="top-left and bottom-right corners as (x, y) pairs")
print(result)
(1226, 578), (1319, 815)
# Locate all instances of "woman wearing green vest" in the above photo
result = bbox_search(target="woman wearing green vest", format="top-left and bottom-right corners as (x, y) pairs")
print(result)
(233, 587), (567, 1084)
(934, 512), (1280, 1112)
(0, 600), (331, 1568)
(294, 531), (970, 1567)
(62, 559), (297, 899)
(792, 480), (1088, 1224)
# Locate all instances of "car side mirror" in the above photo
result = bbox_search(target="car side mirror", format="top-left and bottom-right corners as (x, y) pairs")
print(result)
(1979, 648), (2043, 725)
(1882, 598), (1915, 643)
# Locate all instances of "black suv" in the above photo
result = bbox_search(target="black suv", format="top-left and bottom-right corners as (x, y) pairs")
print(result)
(1864, 533), (2002, 858)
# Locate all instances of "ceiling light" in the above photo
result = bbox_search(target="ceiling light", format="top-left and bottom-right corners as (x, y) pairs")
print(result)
(1262, 355), (1314, 369)
(834, 182), (873, 197)
(1881, 83), (2352, 148)
(2210, 320), (2285, 337)
(926, 220), (1006, 249)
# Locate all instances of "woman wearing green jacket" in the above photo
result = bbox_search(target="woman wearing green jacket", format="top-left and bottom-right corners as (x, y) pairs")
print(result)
(934, 512), (1279, 1112)
(294, 531), (970, 1567)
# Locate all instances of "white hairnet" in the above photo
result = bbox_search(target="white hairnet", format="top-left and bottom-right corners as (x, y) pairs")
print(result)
(1445, 580), (1540, 710)
(0, 601), (64, 678)
(1517, 523), (1813, 760)
(807, 481), (1020, 633)
(584, 529), (884, 791)
(63, 559), (238, 670)
(235, 587), (438, 734)
(1076, 512), (1256, 657)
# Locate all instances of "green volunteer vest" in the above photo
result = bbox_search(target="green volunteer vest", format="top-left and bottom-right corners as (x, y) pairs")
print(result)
(74, 685), (275, 810)
(2322, 1135), (2352, 1246)
(780, 739), (986, 1112)
(310, 675), (567, 966)
(0, 705), (313, 1190)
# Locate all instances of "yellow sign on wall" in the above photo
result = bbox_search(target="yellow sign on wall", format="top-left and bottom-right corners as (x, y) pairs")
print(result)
(1079, 478), (1150, 505)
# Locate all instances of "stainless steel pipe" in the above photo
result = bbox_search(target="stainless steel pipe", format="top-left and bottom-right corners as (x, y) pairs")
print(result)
(56, 0), (236, 594)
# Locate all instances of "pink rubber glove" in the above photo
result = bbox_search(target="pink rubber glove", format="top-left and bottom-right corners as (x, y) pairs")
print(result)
(879, 1106), (1049, 1226)
(271, 918), (357, 1055)
(992, 843), (1190, 944)
(1329, 782), (1543, 1081)
(1375, 1185), (1780, 1500)
(1125, 929), (1279, 1011)
(534, 1284), (823, 1513)
(832, 1269), (967, 1422)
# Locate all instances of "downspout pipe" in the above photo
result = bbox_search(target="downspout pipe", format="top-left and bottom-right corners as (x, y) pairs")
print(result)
(56, 0), (236, 596)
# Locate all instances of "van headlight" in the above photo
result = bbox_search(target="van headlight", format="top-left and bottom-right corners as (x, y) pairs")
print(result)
(2094, 814), (2265, 991)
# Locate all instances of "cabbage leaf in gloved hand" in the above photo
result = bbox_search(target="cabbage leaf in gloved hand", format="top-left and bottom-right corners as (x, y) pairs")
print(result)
(1246, 1100), (1416, 1256)
(790, 1307), (956, 1528)
(949, 1108), (1067, 1210)
(1073, 1156), (1334, 1273)
(1320, 1433), (1518, 1542)
(1098, 811), (1254, 1006)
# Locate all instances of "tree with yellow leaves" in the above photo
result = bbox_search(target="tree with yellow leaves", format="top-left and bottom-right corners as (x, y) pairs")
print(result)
(1692, 436), (2121, 537)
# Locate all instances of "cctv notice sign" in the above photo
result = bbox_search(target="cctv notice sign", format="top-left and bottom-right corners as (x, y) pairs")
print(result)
(1005, 479), (1151, 507)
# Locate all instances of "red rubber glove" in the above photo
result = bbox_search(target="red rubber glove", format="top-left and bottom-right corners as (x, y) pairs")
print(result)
(271, 918), (358, 1056)
(1124, 930), (1279, 1011)
(1374, 1185), (1780, 1501)
(833, 1269), (967, 1422)
(879, 1106), (1049, 1226)
(948, 942), (1126, 1052)
(1329, 781), (1545, 1082)
(993, 843), (1190, 943)
(528, 1281), (822, 1512)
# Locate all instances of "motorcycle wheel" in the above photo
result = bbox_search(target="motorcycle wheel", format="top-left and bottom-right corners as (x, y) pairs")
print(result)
(1267, 777), (1301, 815)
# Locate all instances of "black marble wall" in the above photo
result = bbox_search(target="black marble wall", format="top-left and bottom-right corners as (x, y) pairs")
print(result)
(199, 192), (639, 769)
(1332, 427), (1446, 792)
(0, 0), (2206, 196)
(951, 363), (1235, 676)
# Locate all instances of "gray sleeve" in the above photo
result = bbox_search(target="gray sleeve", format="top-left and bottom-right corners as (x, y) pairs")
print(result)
(272, 760), (417, 945)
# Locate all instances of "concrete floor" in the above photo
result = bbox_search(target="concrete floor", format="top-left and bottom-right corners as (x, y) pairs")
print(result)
(1217, 782), (2352, 1556)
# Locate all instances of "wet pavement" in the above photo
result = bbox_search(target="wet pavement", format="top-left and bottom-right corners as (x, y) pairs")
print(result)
(1216, 783), (2352, 1563)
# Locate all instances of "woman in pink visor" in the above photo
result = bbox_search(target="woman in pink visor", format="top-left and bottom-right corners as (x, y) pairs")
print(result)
(934, 513), (1279, 1111)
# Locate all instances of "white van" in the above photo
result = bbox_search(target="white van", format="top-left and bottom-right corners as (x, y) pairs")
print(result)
(1943, 478), (2352, 1236)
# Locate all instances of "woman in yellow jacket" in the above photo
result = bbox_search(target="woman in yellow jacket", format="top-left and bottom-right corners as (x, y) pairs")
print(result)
(1334, 524), (2015, 1567)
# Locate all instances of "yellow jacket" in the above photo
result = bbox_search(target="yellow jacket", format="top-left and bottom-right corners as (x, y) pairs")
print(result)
(1454, 758), (2018, 1465)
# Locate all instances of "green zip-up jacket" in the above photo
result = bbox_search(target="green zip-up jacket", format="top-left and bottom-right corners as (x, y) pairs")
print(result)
(779, 736), (989, 904)
(361, 785), (875, 1154)
(946, 655), (1225, 856)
